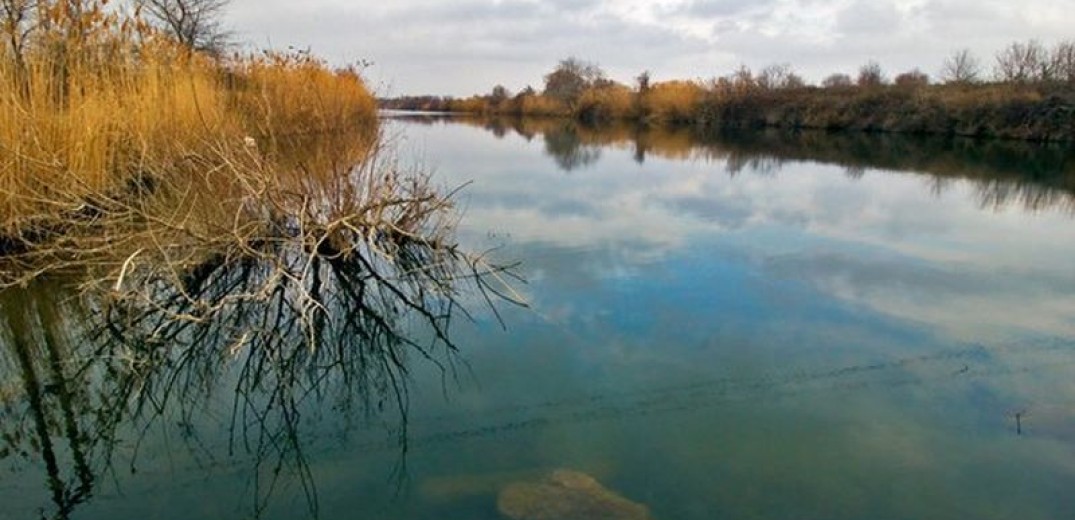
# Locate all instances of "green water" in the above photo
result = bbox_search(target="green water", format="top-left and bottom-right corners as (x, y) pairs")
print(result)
(3, 117), (1075, 519)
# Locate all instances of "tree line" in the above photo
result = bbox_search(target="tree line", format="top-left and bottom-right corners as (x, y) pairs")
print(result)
(381, 40), (1075, 142)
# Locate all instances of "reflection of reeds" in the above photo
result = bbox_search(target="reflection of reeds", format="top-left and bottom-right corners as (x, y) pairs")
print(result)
(445, 116), (1075, 213)
(0, 144), (523, 517)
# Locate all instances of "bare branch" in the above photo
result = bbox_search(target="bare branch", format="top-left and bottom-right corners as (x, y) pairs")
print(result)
(137, 0), (231, 55)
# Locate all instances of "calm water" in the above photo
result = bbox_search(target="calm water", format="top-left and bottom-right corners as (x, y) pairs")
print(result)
(4, 117), (1075, 519)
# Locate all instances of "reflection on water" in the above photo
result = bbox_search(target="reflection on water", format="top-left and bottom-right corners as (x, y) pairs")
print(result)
(388, 115), (1075, 519)
(5, 116), (1075, 519)
(540, 123), (603, 172)
(0, 120), (518, 519)
(0, 232), (508, 518)
(401, 113), (1075, 213)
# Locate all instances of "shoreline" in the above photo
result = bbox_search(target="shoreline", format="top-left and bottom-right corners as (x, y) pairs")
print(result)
(381, 83), (1075, 144)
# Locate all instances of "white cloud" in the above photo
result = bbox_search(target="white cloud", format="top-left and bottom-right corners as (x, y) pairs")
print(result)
(224, 0), (1075, 95)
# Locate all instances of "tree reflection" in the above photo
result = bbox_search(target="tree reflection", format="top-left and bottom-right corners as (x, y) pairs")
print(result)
(0, 224), (516, 518)
(542, 123), (602, 172)
(0, 120), (522, 519)
(0, 288), (95, 519)
(445, 116), (1075, 213)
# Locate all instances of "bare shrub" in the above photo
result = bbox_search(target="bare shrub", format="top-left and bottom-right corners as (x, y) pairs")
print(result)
(941, 49), (981, 84)
(857, 61), (886, 87)
(995, 40), (1050, 82)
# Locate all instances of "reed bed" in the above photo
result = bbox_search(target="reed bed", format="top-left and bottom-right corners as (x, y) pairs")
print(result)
(0, 2), (391, 280)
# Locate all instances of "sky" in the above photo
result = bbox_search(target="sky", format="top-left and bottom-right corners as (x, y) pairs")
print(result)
(223, 0), (1075, 97)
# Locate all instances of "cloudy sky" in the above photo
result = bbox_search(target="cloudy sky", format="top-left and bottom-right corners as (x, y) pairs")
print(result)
(224, 0), (1074, 96)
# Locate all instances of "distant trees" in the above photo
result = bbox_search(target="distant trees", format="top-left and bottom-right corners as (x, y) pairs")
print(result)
(488, 84), (510, 109)
(383, 39), (1075, 143)
(857, 61), (885, 87)
(642, 80), (702, 123)
(992, 39), (1075, 83)
(728, 65), (754, 91)
(941, 49), (981, 84)
(821, 73), (853, 88)
(543, 57), (604, 106)
(136, 0), (232, 55)
(1054, 41), (1075, 83)
(756, 63), (805, 90)
(894, 68), (929, 88)
(635, 70), (651, 93)
(994, 40), (1049, 82)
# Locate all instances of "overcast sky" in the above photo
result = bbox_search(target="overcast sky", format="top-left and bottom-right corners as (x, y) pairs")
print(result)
(223, 0), (1074, 97)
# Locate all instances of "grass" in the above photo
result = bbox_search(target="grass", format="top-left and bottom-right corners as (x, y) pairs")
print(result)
(0, 2), (414, 283)
(0, 3), (378, 240)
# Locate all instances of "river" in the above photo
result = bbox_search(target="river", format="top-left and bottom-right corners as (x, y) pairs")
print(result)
(3, 115), (1075, 519)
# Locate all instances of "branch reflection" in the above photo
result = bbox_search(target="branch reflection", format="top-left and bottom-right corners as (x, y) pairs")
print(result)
(1, 232), (512, 518)
(0, 125), (520, 519)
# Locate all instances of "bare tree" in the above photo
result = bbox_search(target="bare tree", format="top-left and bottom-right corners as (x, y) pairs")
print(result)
(757, 63), (805, 90)
(729, 64), (756, 91)
(940, 48), (980, 84)
(543, 57), (603, 105)
(137, 0), (231, 55)
(1, 0), (34, 55)
(1, 0), (35, 90)
(635, 70), (651, 93)
(856, 61), (885, 87)
(994, 40), (1050, 82)
(1050, 40), (1075, 83)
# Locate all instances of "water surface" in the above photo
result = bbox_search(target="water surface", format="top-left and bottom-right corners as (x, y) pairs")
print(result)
(4, 117), (1075, 519)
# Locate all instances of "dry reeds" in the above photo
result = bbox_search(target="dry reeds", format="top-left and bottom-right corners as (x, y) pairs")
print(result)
(0, 2), (524, 350)
(0, 6), (521, 518)
(0, 2), (387, 274)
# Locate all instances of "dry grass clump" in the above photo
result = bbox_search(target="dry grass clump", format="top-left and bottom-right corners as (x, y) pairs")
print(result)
(576, 83), (634, 123)
(0, 1), (387, 279)
(227, 51), (377, 142)
(640, 80), (704, 124)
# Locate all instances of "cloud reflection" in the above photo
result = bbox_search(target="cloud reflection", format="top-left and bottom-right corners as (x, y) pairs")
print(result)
(394, 115), (1075, 338)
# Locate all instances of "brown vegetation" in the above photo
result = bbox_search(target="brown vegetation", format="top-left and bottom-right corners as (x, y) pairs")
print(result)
(381, 40), (1075, 143)
(0, 1), (387, 274)
(0, 6), (522, 517)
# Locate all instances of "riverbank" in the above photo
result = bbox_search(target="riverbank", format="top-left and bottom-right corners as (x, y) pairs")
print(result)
(690, 82), (1074, 142)
(0, 4), (390, 282)
(383, 82), (1074, 143)
(382, 53), (1075, 144)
